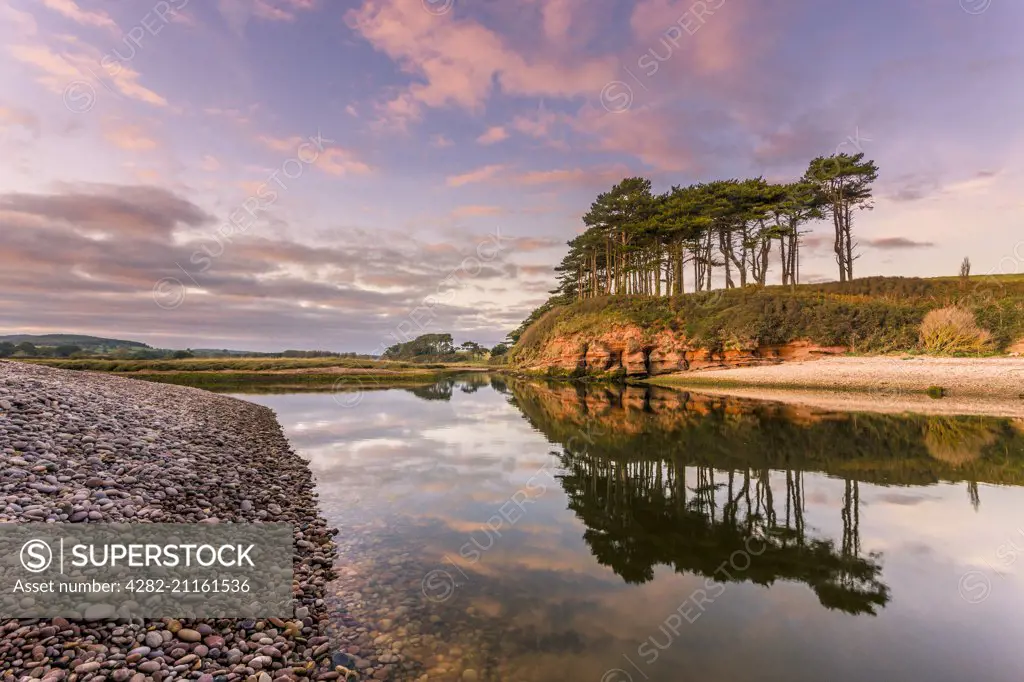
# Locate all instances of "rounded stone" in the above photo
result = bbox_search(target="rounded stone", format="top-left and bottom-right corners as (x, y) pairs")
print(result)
(176, 628), (202, 643)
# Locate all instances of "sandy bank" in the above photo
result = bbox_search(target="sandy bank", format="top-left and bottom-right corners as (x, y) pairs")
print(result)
(645, 356), (1024, 417)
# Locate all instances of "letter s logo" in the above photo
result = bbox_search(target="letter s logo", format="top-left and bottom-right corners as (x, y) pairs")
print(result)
(21, 540), (53, 573)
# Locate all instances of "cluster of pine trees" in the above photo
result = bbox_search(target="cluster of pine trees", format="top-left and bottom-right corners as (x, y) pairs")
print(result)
(554, 153), (879, 300)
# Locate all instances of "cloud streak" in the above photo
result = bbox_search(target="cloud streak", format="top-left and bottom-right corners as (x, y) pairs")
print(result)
(865, 237), (936, 250)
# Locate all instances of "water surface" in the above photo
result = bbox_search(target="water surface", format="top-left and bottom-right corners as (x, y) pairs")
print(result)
(241, 376), (1024, 681)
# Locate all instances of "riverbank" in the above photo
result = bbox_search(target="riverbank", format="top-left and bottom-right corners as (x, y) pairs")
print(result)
(23, 358), (489, 393)
(0, 360), (346, 680)
(644, 356), (1024, 417)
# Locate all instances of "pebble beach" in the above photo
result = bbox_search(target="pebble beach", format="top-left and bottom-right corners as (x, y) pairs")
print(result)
(0, 361), (342, 681)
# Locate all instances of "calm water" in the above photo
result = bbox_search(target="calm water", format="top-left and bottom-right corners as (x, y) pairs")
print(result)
(240, 375), (1024, 681)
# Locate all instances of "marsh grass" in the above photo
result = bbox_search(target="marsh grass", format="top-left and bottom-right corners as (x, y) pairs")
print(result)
(125, 370), (453, 391)
(24, 357), (448, 372)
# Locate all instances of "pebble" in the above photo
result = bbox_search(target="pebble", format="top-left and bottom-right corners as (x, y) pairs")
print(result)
(0, 362), (340, 680)
(176, 628), (201, 642)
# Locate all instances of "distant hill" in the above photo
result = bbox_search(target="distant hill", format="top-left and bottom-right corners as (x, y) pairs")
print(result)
(0, 334), (151, 349)
(0, 335), (365, 358)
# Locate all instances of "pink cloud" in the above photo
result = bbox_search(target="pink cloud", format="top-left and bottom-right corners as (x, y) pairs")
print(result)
(258, 134), (372, 176)
(201, 155), (221, 172)
(629, 0), (783, 83)
(511, 104), (564, 139)
(0, 105), (40, 137)
(218, 0), (318, 35)
(430, 134), (454, 148)
(445, 161), (637, 190)
(103, 121), (159, 151)
(250, 0), (317, 21)
(518, 264), (555, 277)
(510, 164), (635, 188)
(316, 148), (373, 176)
(538, 0), (576, 42)
(476, 126), (509, 145)
(39, 0), (116, 29)
(568, 104), (700, 172)
(204, 107), (252, 125)
(253, 1), (293, 21)
(505, 236), (561, 252)
(345, 0), (618, 125)
(450, 205), (505, 219)
(1, 3), (38, 34)
(508, 103), (573, 151)
(446, 164), (505, 187)
(8, 41), (167, 106)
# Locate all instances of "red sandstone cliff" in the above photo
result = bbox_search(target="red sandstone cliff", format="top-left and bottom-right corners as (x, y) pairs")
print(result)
(519, 324), (846, 377)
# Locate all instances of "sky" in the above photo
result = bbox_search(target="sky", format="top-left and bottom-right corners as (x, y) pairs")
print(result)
(0, 0), (1022, 352)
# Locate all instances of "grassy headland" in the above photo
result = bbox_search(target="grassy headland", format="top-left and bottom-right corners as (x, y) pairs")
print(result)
(508, 275), (1024, 375)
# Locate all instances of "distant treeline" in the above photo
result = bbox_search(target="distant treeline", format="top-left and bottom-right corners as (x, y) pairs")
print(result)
(382, 333), (507, 363)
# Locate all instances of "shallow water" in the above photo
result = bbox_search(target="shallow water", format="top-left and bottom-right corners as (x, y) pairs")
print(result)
(240, 375), (1024, 681)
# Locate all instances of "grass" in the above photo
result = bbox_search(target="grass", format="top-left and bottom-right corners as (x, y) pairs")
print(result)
(23, 357), (450, 372)
(509, 275), (1024, 368)
(13, 356), (486, 392)
(131, 371), (455, 392)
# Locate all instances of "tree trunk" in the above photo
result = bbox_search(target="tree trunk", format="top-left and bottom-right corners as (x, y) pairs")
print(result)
(591, 250), (598, 298)
(721, 230), (735, 288)
(844, 205), (854, 281)
(675, 240), (684, 295)
(705, 233), (713, 291)
(654, 247), (661, 297)
(695, 241), (702, 291)
(604, 239), (611, 295)
(833, 209), (846, 283)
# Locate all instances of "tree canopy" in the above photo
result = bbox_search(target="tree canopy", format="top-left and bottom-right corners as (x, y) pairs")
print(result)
(551, 153), (877, 302)
(383, 333), (454, 359)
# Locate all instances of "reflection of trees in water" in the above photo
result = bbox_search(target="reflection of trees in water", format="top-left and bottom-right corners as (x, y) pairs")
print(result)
(924, 418), (998, 466)
(509, 381), (1024, 507)
(505, 380), (1024, 619)
(559, 451), (890, 615)
(458, 373), (492, 393)
(489, 375), (510, 395)
(407, 379), (455, 401)
(404, 374), (493, 401)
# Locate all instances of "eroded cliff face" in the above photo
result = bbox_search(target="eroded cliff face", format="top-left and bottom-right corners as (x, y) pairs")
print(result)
(519, 324), (846, 377)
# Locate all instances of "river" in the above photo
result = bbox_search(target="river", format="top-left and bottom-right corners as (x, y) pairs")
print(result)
(238, 374), (1024, 681)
